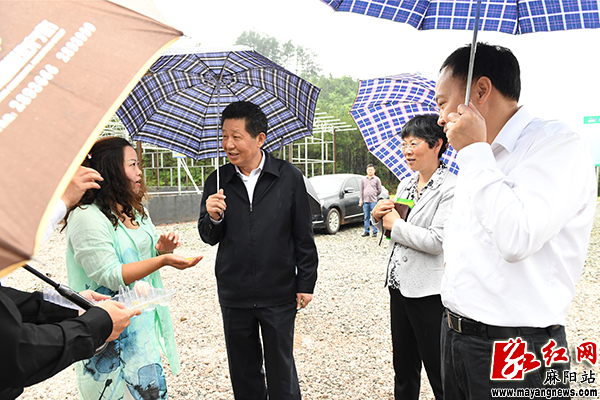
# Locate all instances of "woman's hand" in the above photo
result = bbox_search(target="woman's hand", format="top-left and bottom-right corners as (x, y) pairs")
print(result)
(163, 254), (204, 271)
(372, 199), (394, 222)
(155, 232), (180, 254)
(382, 207), (401, 231)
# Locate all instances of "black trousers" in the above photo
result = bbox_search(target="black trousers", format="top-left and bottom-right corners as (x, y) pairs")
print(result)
(389, 288), (444, 400)
(441, 312), (570, 400)
(221, 302), (300, 400)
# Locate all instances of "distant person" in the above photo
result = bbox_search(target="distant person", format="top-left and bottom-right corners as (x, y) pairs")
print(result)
(0, 166), (140, 399)
(437, 43), (596, 398)
(359, 163), (382, 237)
(372, 115), (455, 400)
(198, 101), (318, 400)
(64, 137), (202, 400)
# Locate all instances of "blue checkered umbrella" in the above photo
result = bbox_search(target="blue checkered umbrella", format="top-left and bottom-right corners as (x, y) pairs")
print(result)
(321, 0), (600, 102)
(351, 73), (458, 180)
(320, 0), (600, 34)
(117, 46), (320, 160)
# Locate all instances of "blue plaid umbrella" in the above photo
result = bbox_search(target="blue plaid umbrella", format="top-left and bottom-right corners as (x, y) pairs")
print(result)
(321, 0), (600, 102)
(320, 0), (600, 34)
(117, 45), (320, 162)
(351, 73), (458, 180)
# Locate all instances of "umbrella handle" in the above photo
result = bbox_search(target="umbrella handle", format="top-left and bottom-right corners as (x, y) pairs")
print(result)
(23, 264), (107, 354)
(465, 0), (482, 105)
(23, 264), (94, 310)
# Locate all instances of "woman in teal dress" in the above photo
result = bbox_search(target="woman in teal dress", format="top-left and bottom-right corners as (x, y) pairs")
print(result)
(64, 137), (202, 400)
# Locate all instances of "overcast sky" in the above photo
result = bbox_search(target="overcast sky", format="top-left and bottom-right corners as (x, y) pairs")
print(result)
(153, 0), (600, 144)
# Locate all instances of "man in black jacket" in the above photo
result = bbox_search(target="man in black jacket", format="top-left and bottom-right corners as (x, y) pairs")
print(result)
(198, 101), (318, 400)
(0, 286), (138, 399)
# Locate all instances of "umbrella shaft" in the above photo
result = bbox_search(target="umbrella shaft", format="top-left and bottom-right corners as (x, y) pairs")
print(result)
(24, 264), (93, 310)
(23, 264), (59, 289)
(465, 0), (482, 105)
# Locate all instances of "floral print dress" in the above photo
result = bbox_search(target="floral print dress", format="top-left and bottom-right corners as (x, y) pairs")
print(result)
(66, 203), (179, 400)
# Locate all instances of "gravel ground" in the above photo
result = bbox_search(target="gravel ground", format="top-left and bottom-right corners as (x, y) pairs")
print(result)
(7, 205), (600, 399)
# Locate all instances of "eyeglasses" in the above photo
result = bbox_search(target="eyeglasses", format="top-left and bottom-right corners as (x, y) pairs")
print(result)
(400, 141), (427, 151)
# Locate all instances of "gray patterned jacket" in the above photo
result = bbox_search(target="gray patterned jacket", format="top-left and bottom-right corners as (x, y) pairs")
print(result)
(373, 166), (457, 298)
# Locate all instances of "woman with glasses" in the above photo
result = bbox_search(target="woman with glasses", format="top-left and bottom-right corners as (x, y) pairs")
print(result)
(372, 114), (456, 400)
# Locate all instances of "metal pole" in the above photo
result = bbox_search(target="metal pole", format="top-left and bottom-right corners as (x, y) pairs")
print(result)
(277, 137), (285, 159)
(465, 0), (482, 105)
(304, 137), (308, 175)
(136, 142), (143, 169)
(155, 150), (160, 190)
(177, 158), (182, 194)
(321, 131), (325, 175)
(333, 128), (337, 174)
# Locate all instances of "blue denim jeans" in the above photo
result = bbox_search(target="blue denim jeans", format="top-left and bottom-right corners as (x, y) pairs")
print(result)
(363, 202), (378, 234)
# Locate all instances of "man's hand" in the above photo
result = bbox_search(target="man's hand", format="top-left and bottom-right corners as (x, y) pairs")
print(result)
(155, 232), (181, 254)
(96, 300), (141, 342)
(206, 189), (227, 221)
(445, 101), (487, 151)
(296, 293), (313, 310)
(61, 166), (103, 208)
(372, 199), (394, 222)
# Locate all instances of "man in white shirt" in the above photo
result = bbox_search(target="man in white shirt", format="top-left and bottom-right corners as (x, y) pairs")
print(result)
(436, 43), (596, 398)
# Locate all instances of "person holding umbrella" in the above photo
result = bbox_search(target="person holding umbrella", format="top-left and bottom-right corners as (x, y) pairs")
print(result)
(372, 114), (455, 400)
(437, 43), (596, 397)
(64, 137), (203, 400)
(0, 166), (141, 400)
(198, 101), (318, 400)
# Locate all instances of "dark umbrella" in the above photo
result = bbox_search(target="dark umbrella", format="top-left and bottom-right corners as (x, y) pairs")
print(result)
(116, 46), (321, 188)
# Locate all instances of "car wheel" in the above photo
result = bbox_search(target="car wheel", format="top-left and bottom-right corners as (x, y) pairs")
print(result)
(326, 208), (341, 235)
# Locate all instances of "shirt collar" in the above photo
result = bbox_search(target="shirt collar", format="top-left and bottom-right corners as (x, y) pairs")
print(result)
(491, 105), (533, 154)
(234, 150), (265, 177)
(406, 161), (448, 193)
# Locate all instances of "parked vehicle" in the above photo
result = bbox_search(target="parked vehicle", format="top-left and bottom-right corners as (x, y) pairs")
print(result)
(303, 175), (323, 225)
(308, 174), (389, 234)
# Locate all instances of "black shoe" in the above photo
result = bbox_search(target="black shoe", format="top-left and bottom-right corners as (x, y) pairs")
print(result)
(361, 232), (370, 237)
(372, 232), (378, 237)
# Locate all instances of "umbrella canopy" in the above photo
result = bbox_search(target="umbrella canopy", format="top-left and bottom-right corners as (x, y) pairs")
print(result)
(0, 1), (182, 276)
(116, 46), (321, 160)
(350, 73), (459, 180)
(321, 0), (600, 103)
(320, 0), (600, 34)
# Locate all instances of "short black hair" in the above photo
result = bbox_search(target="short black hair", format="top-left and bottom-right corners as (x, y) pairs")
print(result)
(440, 42), (521, 102)
(221, 101), (267, 139)
(401, 114), (448, 159)
(366, 164), (375, 169)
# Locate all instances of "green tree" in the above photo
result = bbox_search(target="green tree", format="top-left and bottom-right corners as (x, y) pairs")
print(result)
(311, 75), (398, 190)
(234, 31), (397, 190)
(235, 31), (321, 78)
